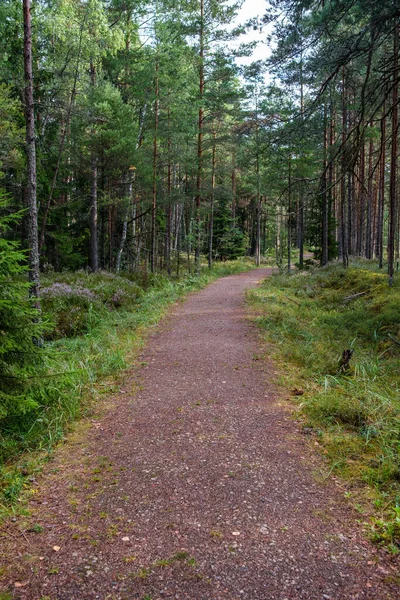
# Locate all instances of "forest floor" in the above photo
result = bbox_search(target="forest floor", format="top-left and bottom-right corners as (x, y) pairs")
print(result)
(1, 267), (399, 600)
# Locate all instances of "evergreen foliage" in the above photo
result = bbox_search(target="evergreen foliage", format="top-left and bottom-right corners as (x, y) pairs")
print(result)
(0, 193), (44, 420)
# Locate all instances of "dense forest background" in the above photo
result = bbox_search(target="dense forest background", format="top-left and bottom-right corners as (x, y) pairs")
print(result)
(1, 0), (399, 281)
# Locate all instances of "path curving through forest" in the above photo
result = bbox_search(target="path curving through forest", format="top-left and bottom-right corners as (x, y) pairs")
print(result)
(1, 268), (399, 599)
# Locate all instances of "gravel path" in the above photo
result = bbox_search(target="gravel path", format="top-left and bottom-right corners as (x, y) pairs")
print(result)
(1, 268), (399, 599)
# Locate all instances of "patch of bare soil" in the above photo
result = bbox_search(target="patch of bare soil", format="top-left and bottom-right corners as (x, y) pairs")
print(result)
(1, 268), (399, 599)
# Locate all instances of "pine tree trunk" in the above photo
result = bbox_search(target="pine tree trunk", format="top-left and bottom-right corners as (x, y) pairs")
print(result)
(208, 128), (216, 269)
(89, 153), (99, 272)
(388, 22), (399, 285)
(255, 117), (261, 266)
(231, 152), (236, 227)
(165, 107), (172, 274)
(321, 103), (329, 266)
(23, 0), (40, 303)
(357, 138), (365, 256)
(151, 57), (159, 273)
(340, 68), (348, 266)
(195, 0), (204, 273)
(298, 53), (305, 268)
(89, 61), (99, 272)
(287, 154), (291, 273)
(366, 122), (374, 259)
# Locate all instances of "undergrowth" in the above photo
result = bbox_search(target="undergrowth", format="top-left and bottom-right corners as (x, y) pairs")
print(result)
(0, 259), (254, 511)
(247, 260), (400, 551)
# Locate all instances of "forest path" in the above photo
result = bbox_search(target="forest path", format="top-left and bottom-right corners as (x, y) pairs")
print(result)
(2, 268), (399, 600)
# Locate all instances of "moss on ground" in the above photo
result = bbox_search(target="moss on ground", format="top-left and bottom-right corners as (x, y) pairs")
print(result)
(247, 260), (400, 551)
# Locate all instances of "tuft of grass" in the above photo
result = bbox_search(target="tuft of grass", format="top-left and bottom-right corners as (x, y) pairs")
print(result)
(248, 260), (400, 549)
(0, 259), (255, 510)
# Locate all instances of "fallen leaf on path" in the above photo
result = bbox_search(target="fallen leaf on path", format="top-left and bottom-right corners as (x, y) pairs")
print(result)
(122, 537), (130, 541)
(53, 546), (61, 552)
(14, 582), (28, 588)
(232, 531), (241, 536)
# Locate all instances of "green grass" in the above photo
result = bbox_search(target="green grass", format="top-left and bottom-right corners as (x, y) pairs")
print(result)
(0, 259), (255, 510)
(247, 260), (400, 550)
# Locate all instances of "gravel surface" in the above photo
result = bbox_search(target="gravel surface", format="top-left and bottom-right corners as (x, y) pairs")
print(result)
(1, 268), (399, 600)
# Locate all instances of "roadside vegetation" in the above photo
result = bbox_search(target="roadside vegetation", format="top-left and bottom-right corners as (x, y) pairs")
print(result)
(248, 261), (400, 552)
(0, 258), (254, 512)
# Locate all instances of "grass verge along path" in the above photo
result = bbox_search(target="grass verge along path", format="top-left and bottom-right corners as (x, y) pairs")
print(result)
(247, 260), (400, 552)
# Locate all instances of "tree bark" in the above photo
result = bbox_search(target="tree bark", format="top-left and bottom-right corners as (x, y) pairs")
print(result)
(89, 155), (99, 272)
(365, 122), (374, 259)
(165, 107), (172, 274)
(340, 67), (348, 266)
(151, 56), (159, 273)
(89, 61), (99, 272)
(287, 154), (292, 273)
(195, 0), (204, 273)
(208, 127), (217, 269)
(321, 103), (329, 266)
(23, 0), (40, 303)
(388, 22), (399, 285)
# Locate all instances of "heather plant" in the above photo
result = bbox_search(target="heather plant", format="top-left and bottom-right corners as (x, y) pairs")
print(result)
(41, 282), (102, 339)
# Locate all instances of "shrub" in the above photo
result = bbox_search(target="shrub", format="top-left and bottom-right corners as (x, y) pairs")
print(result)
(0, 195), (45, 420)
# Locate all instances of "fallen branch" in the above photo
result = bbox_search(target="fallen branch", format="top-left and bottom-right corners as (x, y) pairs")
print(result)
(342, 291), (368, 303)
(388, 334), (400, 346)
(284, 295), (301, 306)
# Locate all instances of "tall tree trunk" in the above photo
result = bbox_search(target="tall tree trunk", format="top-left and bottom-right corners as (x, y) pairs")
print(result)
(255, 116), (261, 266)
(116, 194), (129, 272)
(366, 122), (374, 259)
(287, 154), (292, 273)
(165, 107), (172, 274)
(231, 151), (237, 227)
(340, 67), (348, 266)
(195, 0), (204, 273)
(357, 137), (365, 256)
(388, 22), (399, 285)
(321, 103), (329, 266)
(208, 127), (217, 269)
(89, 155), (99, 272)
(89, 61), (99, 272)
(328, 93), (335, 260)
(151, 57), (159, 273)
(298, 51), (305, 268)
(23, 0), (40, 303)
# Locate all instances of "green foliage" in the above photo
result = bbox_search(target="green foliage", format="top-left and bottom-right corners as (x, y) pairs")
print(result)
(213, 196), (249, 260)
(0, 195), (45, 420)
(248, 262), (400, 547)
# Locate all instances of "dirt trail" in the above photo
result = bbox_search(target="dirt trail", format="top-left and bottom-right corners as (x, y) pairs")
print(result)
(1, 268), (399, 599)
